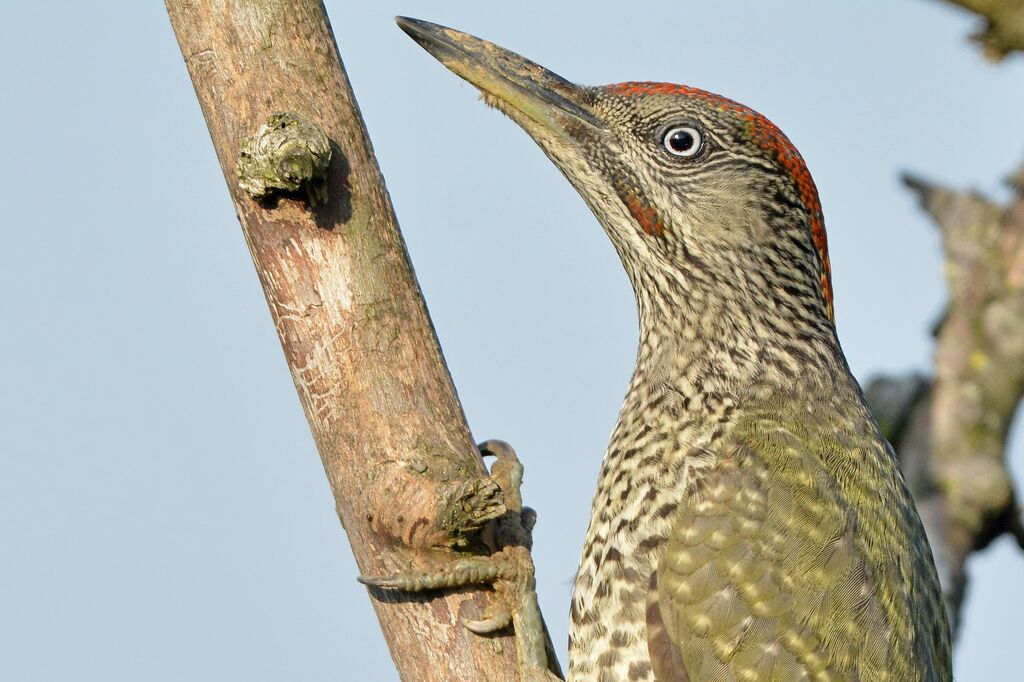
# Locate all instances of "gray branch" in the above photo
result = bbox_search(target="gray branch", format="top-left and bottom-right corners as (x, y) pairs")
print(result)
(865, 161), (1024, 635)
(935, 0), (1024, 59)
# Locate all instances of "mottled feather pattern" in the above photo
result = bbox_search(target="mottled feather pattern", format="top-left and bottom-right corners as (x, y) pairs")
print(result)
(394, 19), (949, 682)
(656, 408), (947, 681)
(535, 72), (950, 682)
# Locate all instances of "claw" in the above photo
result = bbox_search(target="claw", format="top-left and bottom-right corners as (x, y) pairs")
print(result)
(359, 439), (560, 679)
(358, 556), (510, 592)
(464, 592), (513, 633)
(480, 439), (526, 510)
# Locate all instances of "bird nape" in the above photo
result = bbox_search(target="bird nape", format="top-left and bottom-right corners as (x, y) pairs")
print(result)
(385, 16), (952, 682)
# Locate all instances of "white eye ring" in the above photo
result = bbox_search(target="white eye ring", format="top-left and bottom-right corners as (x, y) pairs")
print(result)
(663, 126), (703, 157)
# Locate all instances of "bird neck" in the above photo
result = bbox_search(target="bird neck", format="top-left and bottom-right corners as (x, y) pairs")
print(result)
(625, 261), (851, 410)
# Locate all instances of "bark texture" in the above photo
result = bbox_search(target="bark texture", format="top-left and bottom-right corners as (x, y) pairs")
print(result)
(864, 0), (1024, 636)
(866, 165), (1024, 634)
(164, 2), (541, 679)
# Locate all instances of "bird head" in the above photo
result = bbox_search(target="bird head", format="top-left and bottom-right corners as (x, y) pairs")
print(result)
(398, 18), (835, 331)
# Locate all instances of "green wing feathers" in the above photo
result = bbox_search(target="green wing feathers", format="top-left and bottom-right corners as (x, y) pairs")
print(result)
(651, 412), (951, 681)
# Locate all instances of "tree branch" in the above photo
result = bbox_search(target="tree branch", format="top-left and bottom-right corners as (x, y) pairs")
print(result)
(865, 161), (1024, 634)
(164, 2), (553, 679)
(935, 0), (1024, 59)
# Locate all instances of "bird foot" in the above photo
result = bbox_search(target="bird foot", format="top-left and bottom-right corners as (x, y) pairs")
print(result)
(359, 440), (559, 681)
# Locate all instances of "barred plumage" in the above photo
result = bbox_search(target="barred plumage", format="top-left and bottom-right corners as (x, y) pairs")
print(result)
(398, 18), (952, 682)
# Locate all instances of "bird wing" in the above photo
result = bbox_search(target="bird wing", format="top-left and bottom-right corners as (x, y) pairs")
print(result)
(650, 413), (944, 682)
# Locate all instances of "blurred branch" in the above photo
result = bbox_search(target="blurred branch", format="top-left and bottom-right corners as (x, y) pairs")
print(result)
(867, 1), (1024, 638)
(936, 0), (1024, 59)
(866, 160), (1024, 634)
(164, 1), (556, 679)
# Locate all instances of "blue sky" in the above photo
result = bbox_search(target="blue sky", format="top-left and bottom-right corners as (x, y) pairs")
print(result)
(1, 1), (1022, 679)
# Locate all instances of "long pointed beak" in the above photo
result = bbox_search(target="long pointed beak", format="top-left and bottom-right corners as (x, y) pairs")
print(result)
(396, 17), (601, 137)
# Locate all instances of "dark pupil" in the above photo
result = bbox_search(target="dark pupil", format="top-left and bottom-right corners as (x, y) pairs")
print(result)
(669, 130), (695, 153)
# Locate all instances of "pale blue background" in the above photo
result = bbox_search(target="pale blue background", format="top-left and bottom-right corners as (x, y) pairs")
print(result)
(2, 1), (1022, 680)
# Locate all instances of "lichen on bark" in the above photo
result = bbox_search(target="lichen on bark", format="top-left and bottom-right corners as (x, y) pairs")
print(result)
(238, 112), (331, 203)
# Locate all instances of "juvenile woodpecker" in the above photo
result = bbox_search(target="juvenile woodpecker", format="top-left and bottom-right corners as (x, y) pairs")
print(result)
(394, 17), (952, 682)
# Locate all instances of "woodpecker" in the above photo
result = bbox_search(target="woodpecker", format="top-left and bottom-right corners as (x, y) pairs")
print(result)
(393, 18), (952, 682)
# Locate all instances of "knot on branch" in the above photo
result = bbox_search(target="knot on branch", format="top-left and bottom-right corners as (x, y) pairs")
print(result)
(366, 459), (507, 550)
(238, 112), (331, 203)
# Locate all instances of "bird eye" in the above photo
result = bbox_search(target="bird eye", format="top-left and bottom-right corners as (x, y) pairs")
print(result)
(662, 126), (703, 157)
